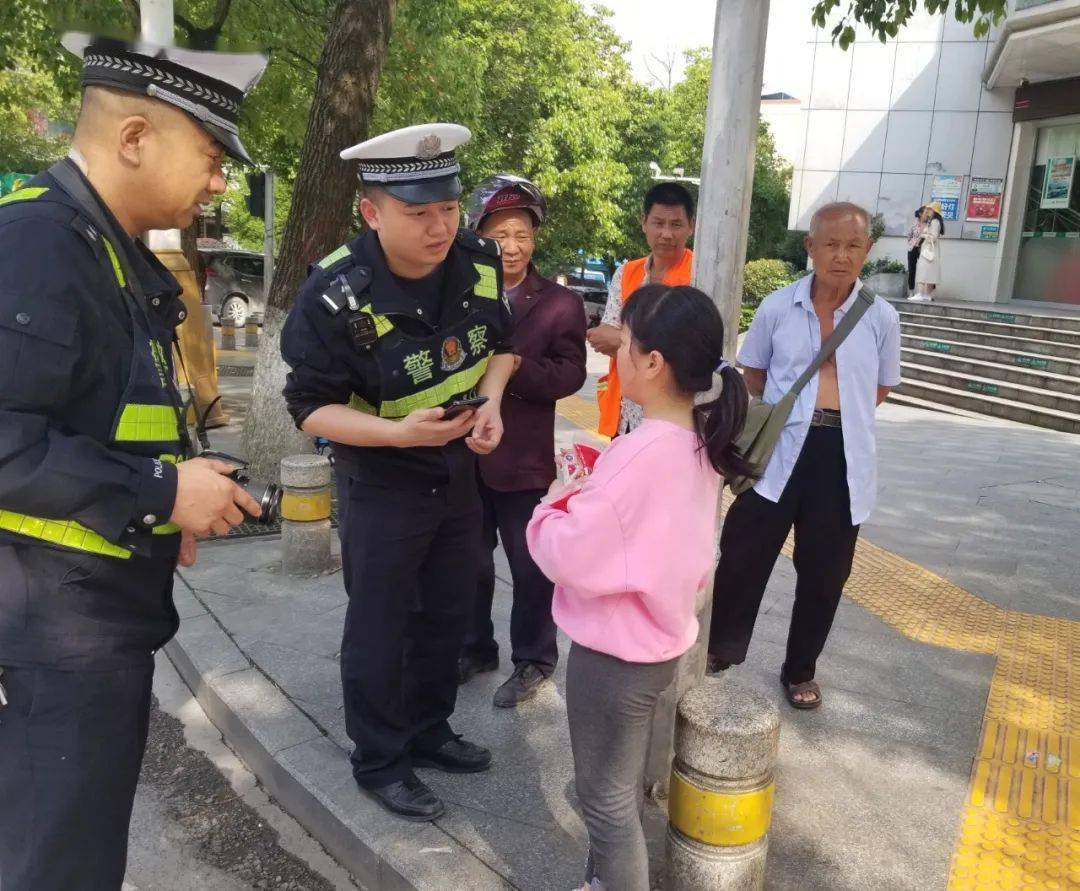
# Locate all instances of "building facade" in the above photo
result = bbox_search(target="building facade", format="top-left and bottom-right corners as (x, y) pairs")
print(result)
(786, 0), (1080, 307)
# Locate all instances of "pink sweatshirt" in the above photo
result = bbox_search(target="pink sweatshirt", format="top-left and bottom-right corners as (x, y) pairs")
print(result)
(526, 419), (721, 664)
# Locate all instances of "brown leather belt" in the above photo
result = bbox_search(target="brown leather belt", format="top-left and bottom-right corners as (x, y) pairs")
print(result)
(809, 409), (842, 428)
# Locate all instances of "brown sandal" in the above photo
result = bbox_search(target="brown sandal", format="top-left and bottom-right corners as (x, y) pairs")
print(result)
(782, 678), (822, 710)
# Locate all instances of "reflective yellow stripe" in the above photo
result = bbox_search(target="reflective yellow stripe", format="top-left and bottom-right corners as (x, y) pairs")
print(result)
(348, 356), (491, 418)
(0, 448), (182, 551)
(473, 263), (498, 299)
(0, 187), (49, 207)
(115, 404), (179, 442)
(0, 510), (131, 559)
(149, 340), (169, 386)
(152, 453), (182, 534)
(668, 771), (774, 847)
(347, 392), (378, 416)
(101, 238), (126, 287)
(360, 304), (394, 337)
(280, 491), (332, 522)
(317, 244), (351, 269)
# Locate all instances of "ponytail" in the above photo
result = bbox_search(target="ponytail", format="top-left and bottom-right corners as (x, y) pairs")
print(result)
(693, 365), (756, 480)
(621, 284), (757, 481)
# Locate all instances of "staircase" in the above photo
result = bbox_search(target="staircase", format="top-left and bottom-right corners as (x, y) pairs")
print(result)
(889, 300), (1080, 434)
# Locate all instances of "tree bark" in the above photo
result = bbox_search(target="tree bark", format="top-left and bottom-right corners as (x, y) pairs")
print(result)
(179, 221), (205, 294)
(241, 0), (396, 481)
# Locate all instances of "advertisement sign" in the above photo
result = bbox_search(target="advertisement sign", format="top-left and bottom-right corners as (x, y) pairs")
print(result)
(979, 224), (1000, 241)
(930, 175), (964, 221)
(966, 178), (1004, 222)
(1041, 157), (1075, 209)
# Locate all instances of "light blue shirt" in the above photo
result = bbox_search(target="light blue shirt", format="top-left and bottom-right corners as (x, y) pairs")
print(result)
(737, 275), (902, 525)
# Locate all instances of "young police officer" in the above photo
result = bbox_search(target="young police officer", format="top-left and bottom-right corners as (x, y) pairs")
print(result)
(0, 33), (266, 889)
(281, 124), (517, 821)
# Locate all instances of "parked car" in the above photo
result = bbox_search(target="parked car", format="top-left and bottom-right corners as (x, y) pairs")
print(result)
(560, 269), (608, 328)
(199, 248), (265, 328)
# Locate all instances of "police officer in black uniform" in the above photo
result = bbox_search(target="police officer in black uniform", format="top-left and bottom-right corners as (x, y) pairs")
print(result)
(281, 123), (518, 822)
(0, 33), (266, 890)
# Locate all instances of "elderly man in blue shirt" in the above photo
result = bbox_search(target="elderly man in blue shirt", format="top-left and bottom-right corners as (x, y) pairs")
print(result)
(708, 201), (902, 709)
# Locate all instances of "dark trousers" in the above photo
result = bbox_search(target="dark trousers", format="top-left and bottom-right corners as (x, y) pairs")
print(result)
(708, 426), (860, 685)
(907, 246), (920, 290)
(337, 470), (482, 788)
(0, 658), (154, 891)
(463, 481), (558, 674)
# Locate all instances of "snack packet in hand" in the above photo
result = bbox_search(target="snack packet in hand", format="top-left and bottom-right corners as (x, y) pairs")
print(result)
(557, 443), (601, 484)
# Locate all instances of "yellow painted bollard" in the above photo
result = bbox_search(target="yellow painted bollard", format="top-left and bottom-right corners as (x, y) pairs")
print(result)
(280, 454), (332, 576)
(220, 319), (238, 351)
(665, 677), (780, 890)
(245, 320), (260, 349)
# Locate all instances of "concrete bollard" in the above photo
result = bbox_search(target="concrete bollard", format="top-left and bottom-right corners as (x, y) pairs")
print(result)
(280, 454), (332, 576)
(665, 678), (780, 890)
(244, 320), (260, 349)
(219, 319), (237, 351)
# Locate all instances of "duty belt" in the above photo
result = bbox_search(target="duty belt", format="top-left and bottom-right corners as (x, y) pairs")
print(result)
(809, 409), (842, 428)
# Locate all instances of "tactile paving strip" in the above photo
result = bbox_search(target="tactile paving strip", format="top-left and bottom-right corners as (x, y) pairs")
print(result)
(558, 398), (1079, 891)
(556, 395), (610, 441)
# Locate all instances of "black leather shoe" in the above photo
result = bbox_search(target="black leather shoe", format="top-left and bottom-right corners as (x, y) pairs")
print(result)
(457, 653), (499, 685)
(413, 737), (492, 774)
(363, 773), (445, 822)
(493, 662), (550, 708)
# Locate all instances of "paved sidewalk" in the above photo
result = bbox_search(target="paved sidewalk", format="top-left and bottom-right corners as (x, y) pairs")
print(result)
(164, 346), (1077, 890)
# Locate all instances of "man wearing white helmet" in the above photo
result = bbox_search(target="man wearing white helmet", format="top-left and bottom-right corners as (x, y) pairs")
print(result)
(281, 124), (517, 821)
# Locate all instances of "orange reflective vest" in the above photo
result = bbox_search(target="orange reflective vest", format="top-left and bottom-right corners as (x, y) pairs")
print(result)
(596, 249), (694, 437)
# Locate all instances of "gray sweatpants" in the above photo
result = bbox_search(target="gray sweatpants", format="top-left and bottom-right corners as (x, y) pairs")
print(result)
(566, 642), (679, 891)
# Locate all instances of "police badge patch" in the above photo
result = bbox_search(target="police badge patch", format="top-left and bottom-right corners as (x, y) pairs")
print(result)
(441, 336), (466, 371)
(416, 134), (442, 160)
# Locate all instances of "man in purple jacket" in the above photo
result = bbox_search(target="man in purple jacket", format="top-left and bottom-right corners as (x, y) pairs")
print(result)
(458, 175), (587, 707)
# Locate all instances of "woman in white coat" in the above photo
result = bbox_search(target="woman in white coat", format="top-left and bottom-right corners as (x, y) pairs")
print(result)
(911, 201), (944, 302)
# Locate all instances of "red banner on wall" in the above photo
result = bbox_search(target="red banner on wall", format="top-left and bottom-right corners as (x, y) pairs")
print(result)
(966, 178), (1004, 222)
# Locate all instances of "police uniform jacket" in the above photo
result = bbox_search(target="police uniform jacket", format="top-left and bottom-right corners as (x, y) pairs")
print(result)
(0, 161), (187, 668)
(281, 229), (512, 488)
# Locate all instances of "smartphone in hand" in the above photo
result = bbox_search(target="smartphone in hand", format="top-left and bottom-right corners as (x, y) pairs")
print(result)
(443, 396), (489, 419)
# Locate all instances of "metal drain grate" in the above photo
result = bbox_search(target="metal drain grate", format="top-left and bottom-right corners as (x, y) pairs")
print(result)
(218, 364), (254, 377)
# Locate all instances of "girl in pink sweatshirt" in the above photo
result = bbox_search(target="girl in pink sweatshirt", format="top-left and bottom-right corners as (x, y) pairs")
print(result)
(527, 284), (753, 891)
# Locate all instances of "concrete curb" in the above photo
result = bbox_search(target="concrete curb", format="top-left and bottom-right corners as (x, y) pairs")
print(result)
(166, 579), (511, 891)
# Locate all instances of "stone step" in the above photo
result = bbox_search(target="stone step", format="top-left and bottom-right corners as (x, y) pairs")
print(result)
(896, 311), (1080, 346)
(888, 299), (1080, 333)
(899, 322), (1080, 362)
(900, 347), (1080, 397)
(900, 361), (1080, 416)
(899, 333), (1080, 379)
(893, 378), (1080, 434)
(885, 390), (1010, 423)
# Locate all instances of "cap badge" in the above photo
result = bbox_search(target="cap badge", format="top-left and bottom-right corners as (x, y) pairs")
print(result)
(416, 134), (442, 161)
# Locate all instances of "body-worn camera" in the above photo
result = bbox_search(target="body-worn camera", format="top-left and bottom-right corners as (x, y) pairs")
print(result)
(200, 451), (281, 525)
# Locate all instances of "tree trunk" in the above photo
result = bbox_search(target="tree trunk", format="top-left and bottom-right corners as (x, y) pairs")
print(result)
(241, 0), (396, 481)
(179, 221), (205, 294)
